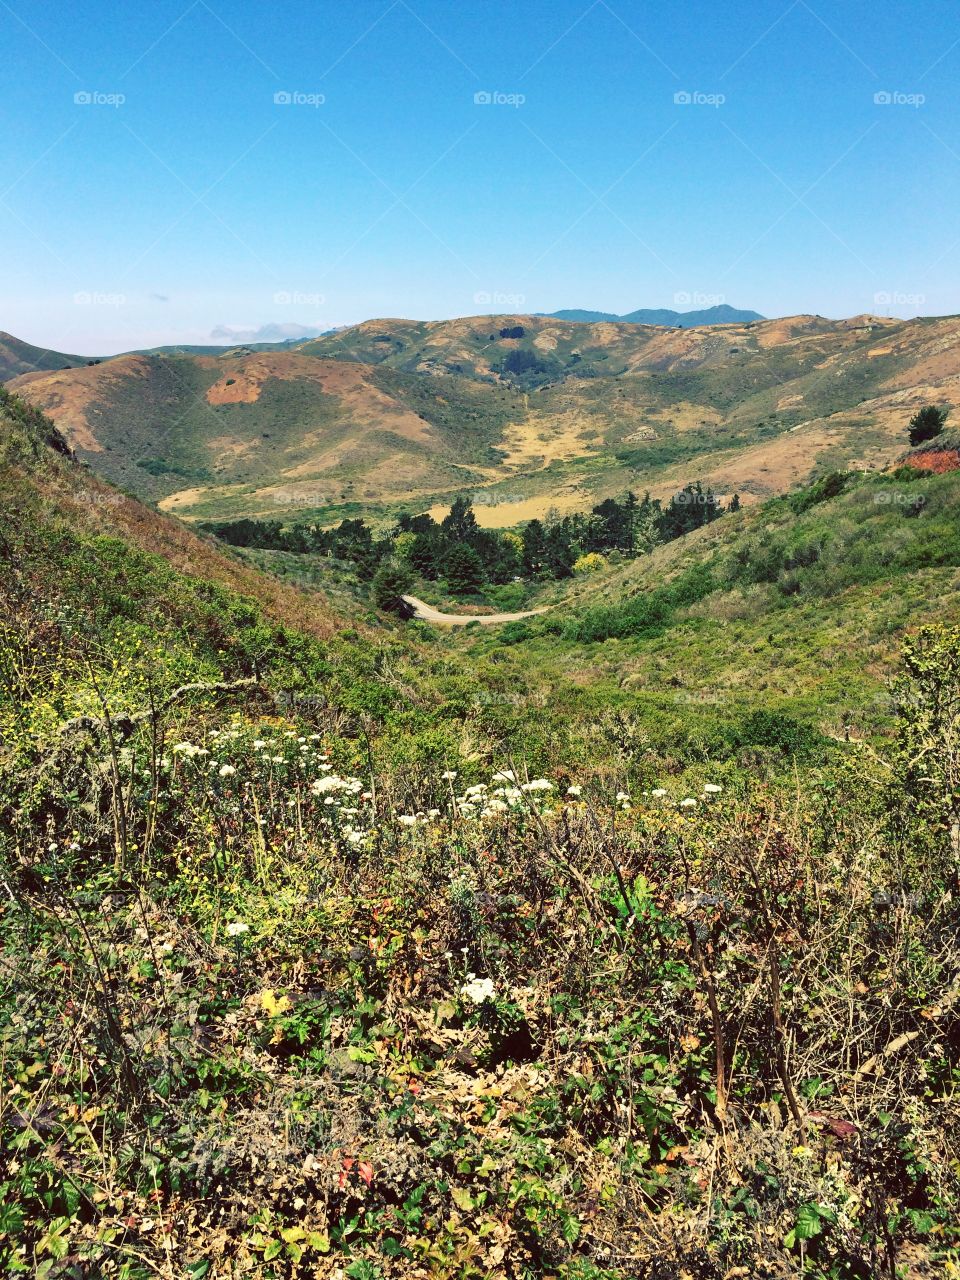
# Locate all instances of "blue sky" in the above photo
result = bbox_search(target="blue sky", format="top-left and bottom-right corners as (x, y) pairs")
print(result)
(2, 0), (959, 353)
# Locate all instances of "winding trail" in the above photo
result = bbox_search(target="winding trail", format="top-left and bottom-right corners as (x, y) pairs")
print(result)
(402, 594), (548, 627)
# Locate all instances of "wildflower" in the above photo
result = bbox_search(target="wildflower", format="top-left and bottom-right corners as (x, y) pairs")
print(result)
(226, 921), (249, 937)
(703, 783), (722, 794)
(616, 791), (630, 802)
(253, 739), (267, 749)
(312, 776), (345, 794)
(398, 815), (418, 827)
(522, 779), (553, 792)
(460, 975), (496, 1004)
(680, 797), (697, 808)
(441, 770), (458, 781)
(218, 764), (237, 778)
(493, 785), (523, 801)
(271, 756), (285, 764)
(566, 784), (582, 797)
(651, 788), (668, 798)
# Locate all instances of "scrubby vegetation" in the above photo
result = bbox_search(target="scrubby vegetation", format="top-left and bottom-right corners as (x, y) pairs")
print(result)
(2, 396), (960, 1279)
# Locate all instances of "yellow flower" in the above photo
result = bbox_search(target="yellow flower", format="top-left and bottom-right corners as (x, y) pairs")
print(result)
(259, 989), (291, 1018)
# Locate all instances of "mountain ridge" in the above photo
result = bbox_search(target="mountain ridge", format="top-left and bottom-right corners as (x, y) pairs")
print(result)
(540, 303), (765, 326)
(6, 310), (960, 529)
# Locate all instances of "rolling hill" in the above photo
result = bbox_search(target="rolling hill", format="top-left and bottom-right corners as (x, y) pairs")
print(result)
(0, 330), (96, 381)
(6, 311), (960, 527)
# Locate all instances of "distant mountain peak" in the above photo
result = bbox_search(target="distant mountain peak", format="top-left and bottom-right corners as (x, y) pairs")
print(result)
(539, 304), (765, 327)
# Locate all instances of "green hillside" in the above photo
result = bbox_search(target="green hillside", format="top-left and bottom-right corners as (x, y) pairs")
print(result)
(2, 392), (960, 1280)
(0, 330), (94, 381)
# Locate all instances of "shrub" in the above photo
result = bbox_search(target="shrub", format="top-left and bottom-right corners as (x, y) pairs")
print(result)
(572, 552), (606, 575)
(371, 561), (413, 613)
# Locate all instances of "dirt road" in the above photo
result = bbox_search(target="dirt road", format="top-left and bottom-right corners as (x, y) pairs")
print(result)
(402, 595), (548, 627)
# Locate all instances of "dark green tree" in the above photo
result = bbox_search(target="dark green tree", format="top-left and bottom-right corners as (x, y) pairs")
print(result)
(372, 561), (413, 613)
(445, 543), (485, 596)
(441, 496), (479, 543)
(410, 533), (441, 578)
(909, 405), (949, 447)
(521, 520), (548, 577)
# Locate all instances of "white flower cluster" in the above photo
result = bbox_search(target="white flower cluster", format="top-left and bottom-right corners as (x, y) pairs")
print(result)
(460, 974), (496, 1004)
(172, 729), (334, 793)
(307, 772), (373, 847)
(643, 783), (724, 808)
(452, 770), (555, 820)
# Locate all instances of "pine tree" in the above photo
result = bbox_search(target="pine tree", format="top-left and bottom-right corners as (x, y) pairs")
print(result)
(445, 543), (485, 595)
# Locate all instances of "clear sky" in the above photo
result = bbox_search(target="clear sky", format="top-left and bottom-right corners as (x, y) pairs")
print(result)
(3, 0), (959, 353)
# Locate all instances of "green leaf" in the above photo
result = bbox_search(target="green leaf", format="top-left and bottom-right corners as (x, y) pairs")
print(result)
(562, 1214), (581, 1244)
(263, 1240), (283, 1261)
(450, 1187), (474, 1212)
(347, 1046), (378, 1064)
(792, 1202), (830, 1241)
